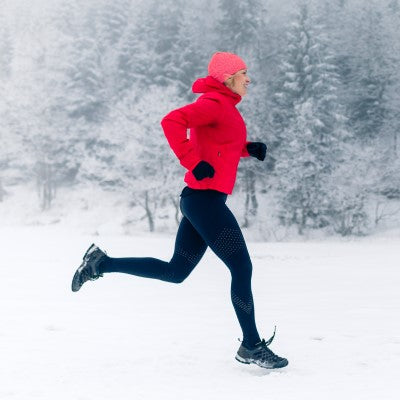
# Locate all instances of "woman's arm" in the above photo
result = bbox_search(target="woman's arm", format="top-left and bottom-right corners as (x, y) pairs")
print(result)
(161, 96), (221, 171)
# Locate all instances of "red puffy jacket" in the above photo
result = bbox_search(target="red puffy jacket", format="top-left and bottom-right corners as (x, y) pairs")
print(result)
(161, 76), (250, 195)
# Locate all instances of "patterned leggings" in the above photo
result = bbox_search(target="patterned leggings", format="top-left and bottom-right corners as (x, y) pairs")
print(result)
(101, 186), (261, 347)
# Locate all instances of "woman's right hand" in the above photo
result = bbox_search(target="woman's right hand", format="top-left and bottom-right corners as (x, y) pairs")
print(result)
(192, 161), (215, 180)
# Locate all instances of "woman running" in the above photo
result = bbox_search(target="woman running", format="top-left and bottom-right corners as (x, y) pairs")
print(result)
(71, 52), (288, 369)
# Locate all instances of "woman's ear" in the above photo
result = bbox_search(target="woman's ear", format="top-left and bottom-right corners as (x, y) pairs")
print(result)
(223, 73), (233, 83)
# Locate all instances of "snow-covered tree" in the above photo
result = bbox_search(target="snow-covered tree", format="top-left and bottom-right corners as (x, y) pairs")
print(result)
(0, 18), (15, 200)
(96, 0), (131, 49)
(0, 86), (18, 201)
(0, 20), (13, 80)
(82, 85), (183, 231)
(7, 5), (90, 209)
(117, 18), (149, 98)
(117, 0), (203, 100)
(96, 0), (133, 100)
(272, 3), (353, 234)
(381, 0), (400, 159)
(63, 6), (108, 123)
(345, 2), (389, 143)
(369, 0), (400, 203)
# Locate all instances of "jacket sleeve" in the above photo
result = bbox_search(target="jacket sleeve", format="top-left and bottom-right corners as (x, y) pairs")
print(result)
(241, 141), (251, 157)
(161, 96), (222, 171)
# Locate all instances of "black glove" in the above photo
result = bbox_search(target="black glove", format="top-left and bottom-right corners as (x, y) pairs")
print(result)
(247, 142), (267, 161)
(192, 161), (215, 180)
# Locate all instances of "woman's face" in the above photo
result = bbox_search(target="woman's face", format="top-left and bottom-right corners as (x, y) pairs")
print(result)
(226, 69), (251, 96)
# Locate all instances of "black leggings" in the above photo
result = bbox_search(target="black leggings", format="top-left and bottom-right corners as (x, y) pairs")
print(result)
(101, 187), (261, 347)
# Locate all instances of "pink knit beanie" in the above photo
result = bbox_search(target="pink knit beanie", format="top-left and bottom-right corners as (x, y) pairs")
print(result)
(208, 52), (247, 83)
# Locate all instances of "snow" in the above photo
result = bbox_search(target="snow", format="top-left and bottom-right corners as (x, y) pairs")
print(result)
(1, 226), (399, 400)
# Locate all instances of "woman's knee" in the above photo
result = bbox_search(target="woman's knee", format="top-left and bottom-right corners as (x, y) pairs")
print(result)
(168, 271), (189, 284)
(163, 259), (194, 284)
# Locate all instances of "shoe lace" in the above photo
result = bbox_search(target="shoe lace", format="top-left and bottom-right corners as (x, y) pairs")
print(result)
(254, 326), (283, 362)
(79, 267), (100, 284)
(263, 326), (276, 347)
(79, 268), (91, 284)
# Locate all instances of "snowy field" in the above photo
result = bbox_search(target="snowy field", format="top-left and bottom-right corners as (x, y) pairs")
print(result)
(1, 226), (399, 400)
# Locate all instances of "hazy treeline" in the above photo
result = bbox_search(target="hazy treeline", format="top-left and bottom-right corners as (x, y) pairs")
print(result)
(1, 0), (399, 236)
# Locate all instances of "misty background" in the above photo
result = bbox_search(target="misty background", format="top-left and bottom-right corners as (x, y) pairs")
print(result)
(1, 0), (399, 239)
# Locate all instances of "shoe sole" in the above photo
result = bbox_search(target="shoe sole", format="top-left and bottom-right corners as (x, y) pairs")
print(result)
(71, 244), (97, 292)
(235, 354), (250, 364)
(235, 354), (289, 369)
(71, 258), (89, 292)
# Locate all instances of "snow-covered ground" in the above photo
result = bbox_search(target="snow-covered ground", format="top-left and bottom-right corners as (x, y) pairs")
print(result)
(1, 226), (399, 400)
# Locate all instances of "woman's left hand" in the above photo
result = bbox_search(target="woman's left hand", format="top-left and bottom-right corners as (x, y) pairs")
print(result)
(247, 142), (267, 161)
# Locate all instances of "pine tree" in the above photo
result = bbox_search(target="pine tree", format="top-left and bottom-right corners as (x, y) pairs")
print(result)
(371, 0), (400, 201)
(64, 6), (108, 123)
(272, 3), (350, 235)
(7, 3), (92, 209)
(346, 2), (389, 143)
(96, 0), (131, 49)
(0, 86), (17, 201)
(139, 0), (190, 92)
(117, 0), (203, 100)
(0, 18), (15, 200)
(0, 21), (13, 80)
(381, 0), (400, 160)
(217, 0), (262, 56)
(117, 18), (149, 98)
(96, 0), (133, 100)
(173, 13), (208, 100)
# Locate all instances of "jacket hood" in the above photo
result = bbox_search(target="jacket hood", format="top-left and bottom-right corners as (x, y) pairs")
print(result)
(192, 76), (242, 105)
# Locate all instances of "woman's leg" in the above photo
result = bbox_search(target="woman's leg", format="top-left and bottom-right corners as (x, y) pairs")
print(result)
(100, 216), (207, 284)
(180, 190), (261, 348)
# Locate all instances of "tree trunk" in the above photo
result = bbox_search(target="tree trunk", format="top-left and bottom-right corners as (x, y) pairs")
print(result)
(298, 208), (306, 235)
(36, 161), (55, 210)
(243, 169), (258, 228)
(144, 190), (155, 232)
(170, 195), (181, 227)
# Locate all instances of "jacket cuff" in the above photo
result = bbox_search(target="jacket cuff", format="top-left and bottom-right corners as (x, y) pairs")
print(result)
(181, 152), (202, 172)
(241, 141), (251, 157)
